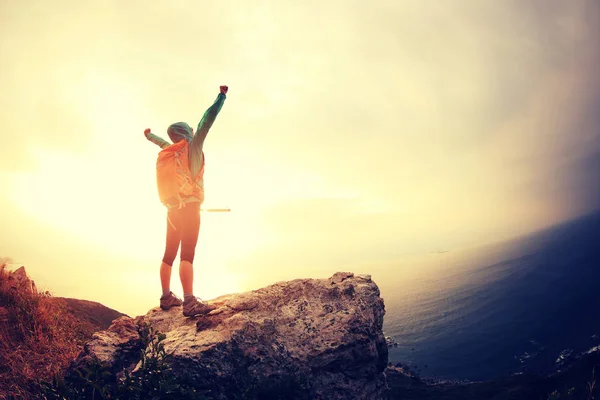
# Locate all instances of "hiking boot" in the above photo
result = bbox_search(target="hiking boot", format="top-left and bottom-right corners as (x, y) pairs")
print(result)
(183, 296), (216, 317)
(160, 291), (183, 310)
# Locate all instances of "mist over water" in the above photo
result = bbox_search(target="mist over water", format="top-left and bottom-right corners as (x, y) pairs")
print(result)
(380, 210), (600, 381)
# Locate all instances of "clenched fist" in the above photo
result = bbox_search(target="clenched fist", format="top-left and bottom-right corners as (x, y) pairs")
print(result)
(220, 85), (229, 95)
(144, 128), (151, 137)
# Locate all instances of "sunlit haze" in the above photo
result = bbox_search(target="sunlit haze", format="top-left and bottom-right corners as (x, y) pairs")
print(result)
(1, 0), (599, 316)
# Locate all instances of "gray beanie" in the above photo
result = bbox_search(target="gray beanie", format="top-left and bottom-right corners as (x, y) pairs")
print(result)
(167, 122), (193, 143)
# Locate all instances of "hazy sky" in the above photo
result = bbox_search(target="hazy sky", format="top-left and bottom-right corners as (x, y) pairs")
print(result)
(1, 0), (599, 316)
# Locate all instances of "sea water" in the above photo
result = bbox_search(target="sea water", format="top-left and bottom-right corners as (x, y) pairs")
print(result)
(381, 211), (600, 381)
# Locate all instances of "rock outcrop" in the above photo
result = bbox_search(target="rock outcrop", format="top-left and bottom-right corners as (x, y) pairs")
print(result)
(0, 263), (38, 324)
(0, 265), (37, 295)
(68, 272), (388, 399)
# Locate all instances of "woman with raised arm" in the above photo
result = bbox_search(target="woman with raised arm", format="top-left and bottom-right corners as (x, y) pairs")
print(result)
(144, 85), (228, 317)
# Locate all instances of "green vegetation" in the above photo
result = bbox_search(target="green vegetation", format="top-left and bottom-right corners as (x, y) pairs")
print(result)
(40, 323), (212, 400)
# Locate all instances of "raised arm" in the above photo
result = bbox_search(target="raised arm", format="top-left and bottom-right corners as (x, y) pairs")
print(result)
(191, 86), (228, 146)
(144, 128), (171, 149)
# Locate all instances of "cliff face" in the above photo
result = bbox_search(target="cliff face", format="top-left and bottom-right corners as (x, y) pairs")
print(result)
(68, 272), (388, 400)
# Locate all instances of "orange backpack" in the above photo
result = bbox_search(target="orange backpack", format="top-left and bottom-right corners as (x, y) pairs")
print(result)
(156, 140), (205, 208)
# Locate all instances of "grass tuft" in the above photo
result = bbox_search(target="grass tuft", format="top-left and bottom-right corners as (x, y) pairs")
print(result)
(0, 257), (96, 399)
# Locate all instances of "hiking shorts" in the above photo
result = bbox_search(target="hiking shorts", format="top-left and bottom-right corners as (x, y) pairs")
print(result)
(162, 202), (201, 266)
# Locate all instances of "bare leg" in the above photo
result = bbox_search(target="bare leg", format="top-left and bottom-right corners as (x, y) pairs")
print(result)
(160, 262), (172, 295)
(180, 260), (194, 294)
(161, 207), (181, 297)
(179, 203), (200, 298)
(159, 260), (183, 309)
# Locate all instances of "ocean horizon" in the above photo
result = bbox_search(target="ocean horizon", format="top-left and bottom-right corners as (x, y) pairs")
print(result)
(381, 210), (600, 381)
